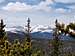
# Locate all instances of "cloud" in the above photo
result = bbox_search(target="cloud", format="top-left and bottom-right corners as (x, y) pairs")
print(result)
(34, 0), (54, 12)
(2, 0), (54, 12)
(33, 0), (54, 12)
(2, 2), (33, 12)
(1, 0), (74, 13)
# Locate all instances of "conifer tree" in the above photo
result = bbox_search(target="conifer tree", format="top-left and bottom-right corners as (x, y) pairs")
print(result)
(0, 19), (9, 56)
(51, 19), (62, 56)
(24, 17), (32, 56)
(0, 19), (6, 45)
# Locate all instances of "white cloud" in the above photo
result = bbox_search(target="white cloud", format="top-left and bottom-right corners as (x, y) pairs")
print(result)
(2, 0), (54, 12)
(34, 0), (54, 12)
(2, 2), (33, 12)
(33, 0), (53, 12)
(2, 0), (72, 13)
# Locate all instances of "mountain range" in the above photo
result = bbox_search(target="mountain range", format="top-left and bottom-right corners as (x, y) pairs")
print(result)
(5, 25), (75, 42)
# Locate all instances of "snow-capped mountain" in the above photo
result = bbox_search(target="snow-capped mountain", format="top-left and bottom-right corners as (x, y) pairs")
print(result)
(5, 26), (25, 33)
(4, 25), (75, 41)
(31, 25), (53, 33)
(4, 25), (53, 41)
(5, 25), (53, 33)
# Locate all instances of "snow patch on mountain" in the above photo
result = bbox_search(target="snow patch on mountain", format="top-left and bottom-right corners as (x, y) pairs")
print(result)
(31, 25), (53, 33)
(5, 26), (25, 33)
(5, 25), (53, 33)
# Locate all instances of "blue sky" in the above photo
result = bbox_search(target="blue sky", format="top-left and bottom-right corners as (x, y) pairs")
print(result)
(0, 0), (75, 27)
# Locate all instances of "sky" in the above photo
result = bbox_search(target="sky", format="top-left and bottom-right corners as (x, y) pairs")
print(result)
(0, 0), (75, 27)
